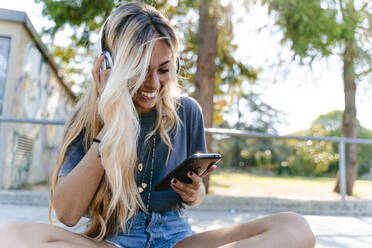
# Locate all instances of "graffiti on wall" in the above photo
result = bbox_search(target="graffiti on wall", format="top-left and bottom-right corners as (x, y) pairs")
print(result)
(14, 44), (46, 118)
(0, 36), (11, 115)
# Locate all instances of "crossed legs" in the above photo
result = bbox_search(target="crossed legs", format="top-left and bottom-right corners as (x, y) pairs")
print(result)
(0, 212), (315, 248)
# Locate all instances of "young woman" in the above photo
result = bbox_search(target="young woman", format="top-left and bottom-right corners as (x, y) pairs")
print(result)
(0, 2), (315, 248)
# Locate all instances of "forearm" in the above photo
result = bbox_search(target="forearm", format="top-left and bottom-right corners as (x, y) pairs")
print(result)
(53, 130), (105, 226)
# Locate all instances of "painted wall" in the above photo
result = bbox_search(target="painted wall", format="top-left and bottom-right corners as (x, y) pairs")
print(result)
(0, 36), (10, 115)
(0, 20), (74, 189)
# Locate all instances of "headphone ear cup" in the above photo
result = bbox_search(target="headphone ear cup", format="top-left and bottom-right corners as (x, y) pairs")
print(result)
(176, 56), (180, 74)
(102, 50), (113, 70)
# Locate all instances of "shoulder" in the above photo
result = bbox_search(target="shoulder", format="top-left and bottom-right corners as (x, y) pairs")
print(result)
(180, 96), (203, 115)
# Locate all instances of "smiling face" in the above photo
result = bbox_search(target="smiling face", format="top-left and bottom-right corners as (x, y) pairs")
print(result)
(133, 40), (171, 115)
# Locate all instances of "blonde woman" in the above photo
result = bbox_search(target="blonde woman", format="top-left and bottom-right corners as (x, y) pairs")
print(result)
(0, 2), (315, 248)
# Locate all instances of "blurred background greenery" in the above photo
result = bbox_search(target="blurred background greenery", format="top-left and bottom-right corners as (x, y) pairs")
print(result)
(5, 0), (371, 196)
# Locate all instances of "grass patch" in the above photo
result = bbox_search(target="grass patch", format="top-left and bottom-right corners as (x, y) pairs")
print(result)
(209, 169), (372, 200)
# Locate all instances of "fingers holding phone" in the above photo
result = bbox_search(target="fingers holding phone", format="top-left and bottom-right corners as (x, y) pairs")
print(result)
(200, 164), (217, 177)
(171, 171), (204, 206)
(92, 54), (111, 97)
(170, 171), (201, 194)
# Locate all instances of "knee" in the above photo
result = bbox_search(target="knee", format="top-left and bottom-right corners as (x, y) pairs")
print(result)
(0, 222), (25, 245)
(276, 212), (316, 248)
(0, 222), (23, 236)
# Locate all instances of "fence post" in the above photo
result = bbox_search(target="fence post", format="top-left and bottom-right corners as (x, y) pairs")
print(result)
(338, 141), (346, 202)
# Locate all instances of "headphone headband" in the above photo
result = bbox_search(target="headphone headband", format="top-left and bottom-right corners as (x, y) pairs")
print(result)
(97, 18), (113, 70)
(97, 17), (180, 73)
(97, 18), (109, 55)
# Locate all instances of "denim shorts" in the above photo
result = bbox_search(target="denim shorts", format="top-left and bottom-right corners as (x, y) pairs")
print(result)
(105, 210), (195, 248)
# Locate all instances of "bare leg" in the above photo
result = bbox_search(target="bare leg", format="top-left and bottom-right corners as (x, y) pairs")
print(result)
(175, 212), (315, 248)
(0, 222), (116, 248)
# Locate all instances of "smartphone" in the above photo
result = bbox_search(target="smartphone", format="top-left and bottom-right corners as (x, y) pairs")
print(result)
(154, 153), (221, 191)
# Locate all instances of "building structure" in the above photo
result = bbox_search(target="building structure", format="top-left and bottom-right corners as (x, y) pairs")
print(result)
(0, 8), (76, 189)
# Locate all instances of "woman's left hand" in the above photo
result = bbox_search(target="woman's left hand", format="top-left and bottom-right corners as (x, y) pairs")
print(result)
(170, 165), (217, 206)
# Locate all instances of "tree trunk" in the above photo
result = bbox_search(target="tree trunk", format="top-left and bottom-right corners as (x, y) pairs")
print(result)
(334, 40), (358, 195)
(194, 0), (218, 193)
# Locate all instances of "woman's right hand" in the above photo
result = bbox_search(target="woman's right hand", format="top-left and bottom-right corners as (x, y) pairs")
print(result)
(92, 54), (111, 97)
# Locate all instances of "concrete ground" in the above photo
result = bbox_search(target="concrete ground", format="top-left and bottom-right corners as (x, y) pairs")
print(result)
(1, 203), (372, 247)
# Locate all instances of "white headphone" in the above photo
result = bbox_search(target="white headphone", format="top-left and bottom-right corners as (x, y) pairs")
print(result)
(97, 18), (113, 70)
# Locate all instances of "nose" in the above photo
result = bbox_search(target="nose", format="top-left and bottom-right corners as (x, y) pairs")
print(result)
(143, 70), (160, 90)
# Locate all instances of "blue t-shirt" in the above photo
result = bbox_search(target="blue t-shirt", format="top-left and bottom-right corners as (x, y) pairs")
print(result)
(59, 97), (207, 211)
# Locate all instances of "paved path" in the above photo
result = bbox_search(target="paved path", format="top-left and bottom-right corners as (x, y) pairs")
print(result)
(1, 204), (371, 247)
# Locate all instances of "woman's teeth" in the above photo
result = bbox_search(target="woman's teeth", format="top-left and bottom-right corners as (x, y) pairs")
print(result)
(140, 91), (156, 98)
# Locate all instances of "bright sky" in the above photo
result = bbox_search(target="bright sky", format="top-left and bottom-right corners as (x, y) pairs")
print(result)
(1, 0), (371, 135)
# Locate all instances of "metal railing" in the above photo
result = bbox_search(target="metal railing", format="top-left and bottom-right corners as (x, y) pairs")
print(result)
(0, 116), (65, 125)
(205, 128), (372, 202)
(2, 116), (372, 202)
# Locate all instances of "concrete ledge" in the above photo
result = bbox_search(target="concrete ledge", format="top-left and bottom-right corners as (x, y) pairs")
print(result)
(189, 195), (372, 216)
(0, 190), (49, 206)
(1, 190), (372, 216)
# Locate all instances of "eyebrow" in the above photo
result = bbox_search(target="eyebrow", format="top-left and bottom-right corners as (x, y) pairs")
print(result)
(147, 60), (170, 72)
(158, 60), (170, 67)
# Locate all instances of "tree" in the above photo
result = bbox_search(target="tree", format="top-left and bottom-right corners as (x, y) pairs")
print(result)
(261, 0), (372, 195)
(193, 0), (218, 192)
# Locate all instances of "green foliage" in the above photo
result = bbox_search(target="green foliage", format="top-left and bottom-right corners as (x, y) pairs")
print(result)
(312, 110), (343, 133)
(312, 110), (372, 175)
(262, 0), (343, 60)
(282, 110), (372, 176)
(261, 0), (372, 69)
(284, 126), (339, 176)
(358, 129), (372, 175)
(35, 0), (115, 40)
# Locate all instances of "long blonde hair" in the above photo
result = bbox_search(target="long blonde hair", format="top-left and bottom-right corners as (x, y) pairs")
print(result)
(49, 2), (181, 240)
